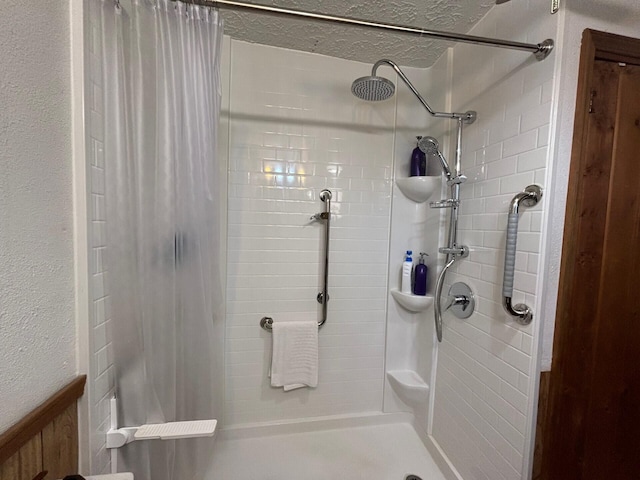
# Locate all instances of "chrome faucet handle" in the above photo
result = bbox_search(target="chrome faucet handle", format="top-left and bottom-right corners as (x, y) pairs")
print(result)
(444, 294), (470, 312)
(443, 282), (475, 319)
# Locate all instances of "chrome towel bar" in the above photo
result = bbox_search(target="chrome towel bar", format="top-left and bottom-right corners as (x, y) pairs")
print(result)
(260, 189), (332, 332)
(502, 185), (542, 325)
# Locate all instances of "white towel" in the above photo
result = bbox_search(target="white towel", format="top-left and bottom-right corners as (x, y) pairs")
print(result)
(270, 320), (318, 391)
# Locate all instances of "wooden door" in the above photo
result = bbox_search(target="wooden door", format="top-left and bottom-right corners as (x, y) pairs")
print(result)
(539, 31), (640, 480)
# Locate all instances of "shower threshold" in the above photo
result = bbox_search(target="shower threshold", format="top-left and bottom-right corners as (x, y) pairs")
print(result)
(207, 413), (449, 480)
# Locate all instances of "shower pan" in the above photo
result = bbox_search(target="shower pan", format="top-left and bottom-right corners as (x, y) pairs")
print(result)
(352, 59), (475, 342)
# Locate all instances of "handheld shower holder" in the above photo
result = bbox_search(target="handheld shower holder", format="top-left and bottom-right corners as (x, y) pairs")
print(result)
(439, 245), (469, 258)
(430, 199), (459, 209)
(447, 174), (467, 186)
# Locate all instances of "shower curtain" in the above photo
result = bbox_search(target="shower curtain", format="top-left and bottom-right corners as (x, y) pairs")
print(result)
(100, 1), (224, 479)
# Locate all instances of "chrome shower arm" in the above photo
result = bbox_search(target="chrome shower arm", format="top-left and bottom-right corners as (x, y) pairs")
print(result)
(372, 59), (475, 123)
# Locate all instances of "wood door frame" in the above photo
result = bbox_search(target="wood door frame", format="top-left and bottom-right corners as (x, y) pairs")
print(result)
(567, 29), (640, 192)
(535, 29), (640, 479)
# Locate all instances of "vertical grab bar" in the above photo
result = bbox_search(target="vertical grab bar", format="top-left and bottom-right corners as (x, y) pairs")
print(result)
(260, 189), (332, 331)
(316, 189), (332, 327)
(502, 185), (542, 325)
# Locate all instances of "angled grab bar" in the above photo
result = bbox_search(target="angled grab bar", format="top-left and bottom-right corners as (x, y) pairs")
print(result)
(260, 189), (332, 332)
(502, 185), (542, 325)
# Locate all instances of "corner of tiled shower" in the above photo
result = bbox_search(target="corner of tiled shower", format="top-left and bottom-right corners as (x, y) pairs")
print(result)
(86, 0), (116, 474)
(83, 0), (560, 477)
(431, 1), (558, 479)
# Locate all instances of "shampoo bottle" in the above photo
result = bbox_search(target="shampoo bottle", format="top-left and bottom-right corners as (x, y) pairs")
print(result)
(410, 137), (426, 176)
(401, 250), (413, 294)
(413, 252), (429, 296)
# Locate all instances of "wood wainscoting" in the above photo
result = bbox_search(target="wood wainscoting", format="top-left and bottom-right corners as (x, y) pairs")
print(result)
(0, 376), (86, 480)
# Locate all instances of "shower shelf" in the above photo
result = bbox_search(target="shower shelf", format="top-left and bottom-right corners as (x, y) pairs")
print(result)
(391, 289), (434, 312)
(396, 176), (441, 203)
(386, 370), (430, 404)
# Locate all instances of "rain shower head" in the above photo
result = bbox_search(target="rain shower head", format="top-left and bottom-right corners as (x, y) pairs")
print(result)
(418, 136), (453, 179)
(351, 75), (396, 102)
(352, 59), (477, 125)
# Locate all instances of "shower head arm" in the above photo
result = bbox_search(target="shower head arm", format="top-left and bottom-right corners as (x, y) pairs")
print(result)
(372, 59), (474, 123)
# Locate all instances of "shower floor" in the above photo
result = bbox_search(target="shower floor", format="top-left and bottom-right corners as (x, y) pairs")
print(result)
(207, 416), (448, 480)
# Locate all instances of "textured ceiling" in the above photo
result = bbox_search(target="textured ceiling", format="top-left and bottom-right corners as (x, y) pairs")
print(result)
(221, 1), (495, 67)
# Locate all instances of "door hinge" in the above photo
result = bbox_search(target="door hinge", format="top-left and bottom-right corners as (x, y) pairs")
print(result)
(589, 90), (597, 114)
(551, 0), (560, 14)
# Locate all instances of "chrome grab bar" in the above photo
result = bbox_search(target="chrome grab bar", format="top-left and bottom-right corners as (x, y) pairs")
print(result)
(502, 185), (542, 325)
(316, 189), (332, 327)
(260, 189), (332, 332)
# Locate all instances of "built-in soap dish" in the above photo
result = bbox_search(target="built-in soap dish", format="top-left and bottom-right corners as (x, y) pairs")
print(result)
(390, 290), (433, 312)
(396, 176), (441, 203)
(387, 370), (430, 404)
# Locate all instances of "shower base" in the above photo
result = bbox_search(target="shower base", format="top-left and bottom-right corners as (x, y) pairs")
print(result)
(207, 413), (452, 480)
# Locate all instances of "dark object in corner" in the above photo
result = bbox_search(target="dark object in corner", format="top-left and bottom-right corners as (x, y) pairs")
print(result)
(63, 476), (86, 480)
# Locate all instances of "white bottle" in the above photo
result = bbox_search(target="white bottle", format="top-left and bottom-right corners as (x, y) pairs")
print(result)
(401, 250), (413, 294)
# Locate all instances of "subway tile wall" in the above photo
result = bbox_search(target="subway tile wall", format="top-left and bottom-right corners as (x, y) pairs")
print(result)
(86, 0), (115, 474)
(431, 1), (557, 479)
(224, 40), (397, 426)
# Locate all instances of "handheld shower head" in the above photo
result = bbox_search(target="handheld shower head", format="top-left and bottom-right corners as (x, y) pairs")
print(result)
(418, 136), (440, 155)
(418, 136), (452, 180)
(351, 75), (395, 102)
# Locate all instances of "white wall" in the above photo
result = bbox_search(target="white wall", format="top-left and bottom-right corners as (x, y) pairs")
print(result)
(431, 1), (558, 479)
(0, 1), (76, 434)
(224, 40), (397, 426)
(540, 0), (640, 370)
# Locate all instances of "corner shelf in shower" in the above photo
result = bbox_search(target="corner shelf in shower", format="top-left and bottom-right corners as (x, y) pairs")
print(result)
(390, 289), (434, 313)
(395, 176), (441, 203)
(386, 370), (430, 404)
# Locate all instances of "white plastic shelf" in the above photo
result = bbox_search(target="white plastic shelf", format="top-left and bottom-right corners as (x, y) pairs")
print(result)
(390, 289), (434, 312)
(386, 370), (430, 404)
(396, 176), (441, 203)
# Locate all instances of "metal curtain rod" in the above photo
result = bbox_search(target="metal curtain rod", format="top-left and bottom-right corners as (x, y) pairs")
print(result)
(179, 0), (554, 60)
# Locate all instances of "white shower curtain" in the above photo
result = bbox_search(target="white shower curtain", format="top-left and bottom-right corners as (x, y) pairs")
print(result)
(100, 1), (224, 479)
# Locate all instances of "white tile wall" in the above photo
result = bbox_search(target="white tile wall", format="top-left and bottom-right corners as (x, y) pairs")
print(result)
(86, 0), (115, 474)
(431, 1), (557, 479)
(224, 40), (396, 426)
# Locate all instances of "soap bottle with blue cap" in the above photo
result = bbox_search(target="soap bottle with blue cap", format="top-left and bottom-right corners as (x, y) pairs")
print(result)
(401, 250), (413, 294)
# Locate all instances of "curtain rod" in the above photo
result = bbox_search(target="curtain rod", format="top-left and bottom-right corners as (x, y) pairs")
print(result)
(179, 0), (554, 60)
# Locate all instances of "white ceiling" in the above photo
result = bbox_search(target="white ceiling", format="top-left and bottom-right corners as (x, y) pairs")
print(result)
(221, 0), (495, 68)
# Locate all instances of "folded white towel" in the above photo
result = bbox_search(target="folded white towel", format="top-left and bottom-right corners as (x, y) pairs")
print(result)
(270, 320), (318, 391)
